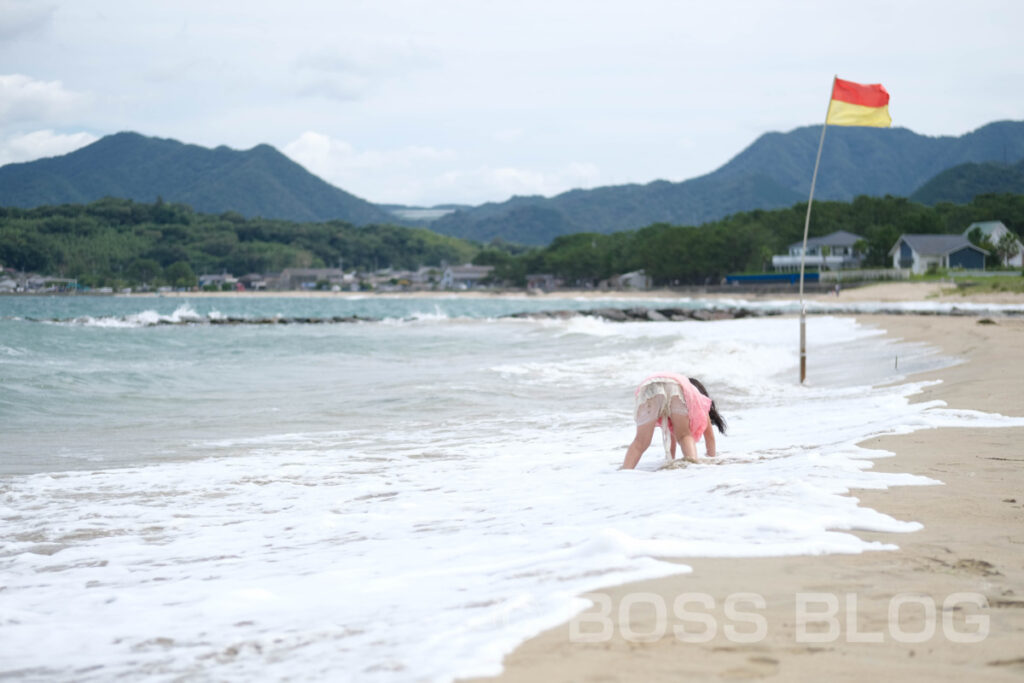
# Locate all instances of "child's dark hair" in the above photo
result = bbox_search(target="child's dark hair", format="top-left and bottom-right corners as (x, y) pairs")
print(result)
(688, 377), (727, 434)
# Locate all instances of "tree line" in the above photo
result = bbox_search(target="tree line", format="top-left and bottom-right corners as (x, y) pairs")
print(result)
(478, 193), (1024, 286)
(0, 197), (478, 288)
(1, 194), (1021, 289)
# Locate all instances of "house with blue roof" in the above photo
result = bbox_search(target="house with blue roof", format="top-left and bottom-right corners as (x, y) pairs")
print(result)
(889, 234), (988, 274)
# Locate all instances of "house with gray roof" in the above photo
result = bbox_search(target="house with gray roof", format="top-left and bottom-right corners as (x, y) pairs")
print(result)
(772, 230), (866, 271)
(613, 269), (652, 290)
(198, 272), (238, 289)
(274, 268), (349, 290)
(888, 234), (988, 274)
(963, 221), (1023, 267)
(441, 264), (494, 290)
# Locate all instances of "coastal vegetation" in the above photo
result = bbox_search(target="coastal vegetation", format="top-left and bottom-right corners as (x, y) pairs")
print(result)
(484, 193), (1024, 286)
(0, 198), (476, 289)
(922, 273), (1024, 295)
(949, 275), (1024, 295)
(1, 193), (1021, 289)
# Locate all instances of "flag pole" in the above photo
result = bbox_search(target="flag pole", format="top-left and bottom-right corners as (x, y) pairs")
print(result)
(798, 75), (836, 384)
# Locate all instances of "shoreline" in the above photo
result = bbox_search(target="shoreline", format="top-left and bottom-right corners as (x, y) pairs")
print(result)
(9, 281), (1018, 305)
(464, 314), (1024, 682)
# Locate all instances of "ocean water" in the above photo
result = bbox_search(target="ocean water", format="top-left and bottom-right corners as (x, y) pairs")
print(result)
(2, 295), (1023, 682)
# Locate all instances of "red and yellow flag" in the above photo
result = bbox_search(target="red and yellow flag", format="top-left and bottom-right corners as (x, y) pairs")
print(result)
(825, 77), (891, 127)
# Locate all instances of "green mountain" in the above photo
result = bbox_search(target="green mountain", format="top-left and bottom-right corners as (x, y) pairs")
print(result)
(911, 159), (1024, 205)
(6, 122), (1024, 247)
(0, 132), (394, 225)
(431, 120), (1024, 244)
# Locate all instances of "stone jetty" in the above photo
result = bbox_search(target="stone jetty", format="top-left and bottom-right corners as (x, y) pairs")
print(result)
(23, 304), (1017, 327)
(502, 306), (768, 322)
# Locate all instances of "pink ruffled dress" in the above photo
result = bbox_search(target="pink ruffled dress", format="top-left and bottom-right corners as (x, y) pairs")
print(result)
(634, 373), (713, 456)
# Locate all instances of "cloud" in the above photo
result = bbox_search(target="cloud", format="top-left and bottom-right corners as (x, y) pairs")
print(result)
(291, 43), (437, 101)
(285, 130), (453, 169)
(0, 1), (54, 40)
(282, 130), (600, 205)
(283, 131), (454, 198)
(0, 129), (98, 166)
(0, 74), (89, 123)
(429, 163), (603, 204)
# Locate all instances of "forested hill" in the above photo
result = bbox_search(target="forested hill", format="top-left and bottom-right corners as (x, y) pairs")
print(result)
(0, 132), (394, 226)
(911, 159), (1024, 205)
(3, 193), (1021, 290)
(431, 120), (1024, 245)
(5, 123), (1024, 246)
(0, 198), (478, 288)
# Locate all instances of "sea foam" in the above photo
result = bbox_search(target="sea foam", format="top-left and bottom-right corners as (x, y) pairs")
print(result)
(2, 312), (1023, 681)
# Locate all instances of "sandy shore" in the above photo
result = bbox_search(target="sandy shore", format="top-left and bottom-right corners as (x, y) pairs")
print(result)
(464, 314), (1024, 682)
(805, 281), (1024, 305)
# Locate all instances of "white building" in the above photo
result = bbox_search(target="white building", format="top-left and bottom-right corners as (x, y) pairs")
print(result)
(963, 221), (1023, 267)
(614, 269), (652, 290)
(772, 230), (866, 271)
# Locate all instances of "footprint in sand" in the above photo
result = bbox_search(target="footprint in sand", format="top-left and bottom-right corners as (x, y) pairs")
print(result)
(720, 655), (780, 679)
(952, 558), (1002, 576)
(988, 657), (1024, 672)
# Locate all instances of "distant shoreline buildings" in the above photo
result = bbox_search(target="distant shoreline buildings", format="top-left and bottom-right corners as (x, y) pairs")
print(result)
(0, 263), (502, 295)
(4, 219), (1020, 295)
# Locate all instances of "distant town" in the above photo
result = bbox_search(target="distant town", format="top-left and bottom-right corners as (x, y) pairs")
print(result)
(0, 263), (475, 295)
(0, 262), (655, 295)
(3, 221), (1020, 296)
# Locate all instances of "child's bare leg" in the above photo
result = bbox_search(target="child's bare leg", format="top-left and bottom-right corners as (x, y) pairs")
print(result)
(679, 435), (698, 463)
(672, 413), (699, 463)
(622, 420), (656, 470)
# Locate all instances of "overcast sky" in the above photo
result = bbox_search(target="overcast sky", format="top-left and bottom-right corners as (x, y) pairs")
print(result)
(2, 0), (1021, 207)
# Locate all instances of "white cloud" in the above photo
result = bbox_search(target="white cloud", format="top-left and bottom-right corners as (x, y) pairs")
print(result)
(0, 129), (98, 166)
(285, 131), (453, 170)
(429, 163), (603, 205)
(0, 74), (88, 123)
(283, 131), (455, 201)
(282, 130), (602, 205)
